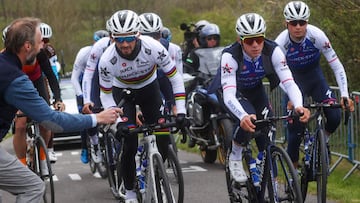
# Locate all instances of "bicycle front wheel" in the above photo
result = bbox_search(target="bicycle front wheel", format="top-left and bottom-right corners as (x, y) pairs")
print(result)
(315, 129), (328, 203)
(165, 145), (184, 203)
(146, 153), (173, 203)
(265, 145), (302, 203)
(225, 147), (257, 203)
(34, 136), (55, 203)
(104, 129), (125, 200)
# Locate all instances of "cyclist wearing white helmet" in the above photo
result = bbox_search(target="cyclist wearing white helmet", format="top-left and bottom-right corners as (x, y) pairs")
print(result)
(275, 1), (354, 168)
(71, 28), (110, 164)
(39, 22), (62, 162)
(98, 10), (186, 203)
(40, 23), (59, 80)
(139, 12), (183, 117)
(212, 13), (309, 184)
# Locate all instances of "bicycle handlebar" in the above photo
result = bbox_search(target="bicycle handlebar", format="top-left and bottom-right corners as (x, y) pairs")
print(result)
(117, 120), (183, 135)
(304, 103), (342, 109)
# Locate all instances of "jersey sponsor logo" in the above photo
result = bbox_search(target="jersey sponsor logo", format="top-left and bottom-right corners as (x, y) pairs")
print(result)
(135, 58), (150, 67)
(122, 63), (126, 67)
(110, 56), (117, 65)
(90, 53), (97, 61)
(222, 63), (233, 74)
(100, 66), (110, 77)
(323, 41), (331, 49)
(157, 49), (167, 61)
(145, 48), (151, 55)
(119, 66), (133, 74)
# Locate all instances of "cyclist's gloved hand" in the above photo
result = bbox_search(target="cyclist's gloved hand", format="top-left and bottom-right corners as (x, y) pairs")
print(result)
(175, 113), (188, 129)
(54, 101), (65, 112)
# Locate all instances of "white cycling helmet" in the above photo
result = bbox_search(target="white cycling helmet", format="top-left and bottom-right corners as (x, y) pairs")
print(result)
(40, 23), (52, 38)
(139, 13), (163, 34)
(235, 13), (266, 36)
(110, 10), (140, 35)
(106, 19), (113, 33)
(283, 1), (310, 21)
(2, 25), (9, 42)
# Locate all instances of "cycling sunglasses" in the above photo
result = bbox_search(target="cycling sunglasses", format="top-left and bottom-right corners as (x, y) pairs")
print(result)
(240, 34), (265, 45)
(113, 35), (137, 43)
(288, 20), (307, 26)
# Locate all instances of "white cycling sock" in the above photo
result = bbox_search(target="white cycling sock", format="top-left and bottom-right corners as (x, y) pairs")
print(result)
(125, 189), (137, 199)
(48, 148), (54, 152)
(230, 142), (243, 161)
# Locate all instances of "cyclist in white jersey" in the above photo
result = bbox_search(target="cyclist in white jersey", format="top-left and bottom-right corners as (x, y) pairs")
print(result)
(217, 13), (310, 184)
(98, 10), (186, 203)
(275, 1), (354, 167)
(71, 29), (109, 164)
(161, 27), (183, 75)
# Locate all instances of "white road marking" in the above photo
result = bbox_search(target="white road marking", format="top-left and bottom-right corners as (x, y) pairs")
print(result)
(68, 174), (81, 180)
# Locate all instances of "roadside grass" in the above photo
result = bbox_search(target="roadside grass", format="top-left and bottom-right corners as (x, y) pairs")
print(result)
(175, 135), (360, 203)
(307, 156), (360, 203)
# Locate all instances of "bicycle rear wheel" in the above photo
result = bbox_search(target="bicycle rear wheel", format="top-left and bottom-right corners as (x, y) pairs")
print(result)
(34, 136), (55, 203)
(315, 129), (328, 203)
(146, 153), (173, 202)
(165, 145), (184, 203)
(264, 145), (302, 203)
(104, 129), (125, 200)
(217, 118), (233, 167)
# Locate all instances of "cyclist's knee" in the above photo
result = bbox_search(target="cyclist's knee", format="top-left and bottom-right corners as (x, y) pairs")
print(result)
(325, 109), (341, 133)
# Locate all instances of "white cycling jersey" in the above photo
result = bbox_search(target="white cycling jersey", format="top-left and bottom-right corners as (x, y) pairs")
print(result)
(71, 45), (92, 96)
(82, 37), (112, 104)
(221, 45), (303, 121)
(168, 42), (183, 75)
(98, 35), (186, 114)
(275, 24), (349, 97)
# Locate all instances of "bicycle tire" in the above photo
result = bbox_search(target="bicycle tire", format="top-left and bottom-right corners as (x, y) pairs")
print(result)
(264, 145), (303, 203)
(169, 133), (178, 156)
(97, 132), (108, 179)
(146, 153), (173, 203)
(86, 136), (97, 174)
(104, 129), (125, 200)
(166, 145), (184, 203)
(300, 156), (309, 201)
(316, 129), (328, 203)
(217, 118), (233, 167)
(35, 136), (55, 203)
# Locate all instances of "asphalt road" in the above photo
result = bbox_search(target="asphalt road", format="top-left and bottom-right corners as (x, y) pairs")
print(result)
(0, 136), (337, 203)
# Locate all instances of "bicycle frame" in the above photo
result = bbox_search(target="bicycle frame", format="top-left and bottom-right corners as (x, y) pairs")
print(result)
(18, 114), (55, 203)
(300, 103), (344, 203)
(226, 113), (302, 203)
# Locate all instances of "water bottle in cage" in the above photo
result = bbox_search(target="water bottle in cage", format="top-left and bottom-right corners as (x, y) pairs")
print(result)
(304, 130), (312, 166)
(249, 158), (260, 187)
(136, 144), (146, 193)
(256, 151), (264, 179)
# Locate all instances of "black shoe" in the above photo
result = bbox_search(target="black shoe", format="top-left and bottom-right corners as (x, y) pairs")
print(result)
(188, 138), (196, 148)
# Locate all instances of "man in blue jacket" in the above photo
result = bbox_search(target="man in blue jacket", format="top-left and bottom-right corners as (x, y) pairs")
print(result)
(0, 17), (122, 202)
